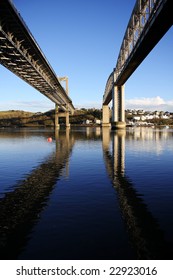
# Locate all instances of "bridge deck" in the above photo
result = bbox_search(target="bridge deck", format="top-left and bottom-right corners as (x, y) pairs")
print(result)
(103, 0), (173, 105)
(0, 0), (74, 113)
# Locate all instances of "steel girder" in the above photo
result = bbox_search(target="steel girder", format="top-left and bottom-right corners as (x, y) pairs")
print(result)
(0, 0), (74, 113)
(103, 0), (173, 105)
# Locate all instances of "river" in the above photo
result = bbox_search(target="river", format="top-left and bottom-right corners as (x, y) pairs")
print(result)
(0, 127), (173, 260)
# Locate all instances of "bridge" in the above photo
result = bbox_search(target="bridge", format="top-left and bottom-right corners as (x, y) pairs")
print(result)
(102, 0), (173, 129)
(0, 0), (74, 128)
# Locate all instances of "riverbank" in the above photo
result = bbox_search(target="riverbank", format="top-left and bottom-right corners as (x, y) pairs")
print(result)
(0, 109), (101, 128)
(1, 110), (173, 128)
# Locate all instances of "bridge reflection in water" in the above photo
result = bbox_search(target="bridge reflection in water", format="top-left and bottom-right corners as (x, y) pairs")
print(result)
(0, 129), (74, 259)
(0, 128), (173, 260)
(102, 128), (172, 259)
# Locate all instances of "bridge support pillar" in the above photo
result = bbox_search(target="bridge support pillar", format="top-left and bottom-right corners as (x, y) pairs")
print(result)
(102, 105), (111, 127)
(112, 84), (126, 129)
(55, 104), (60, 129)
(55, 104), (71, 128)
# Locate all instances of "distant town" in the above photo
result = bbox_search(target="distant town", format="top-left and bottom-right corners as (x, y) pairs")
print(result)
(125, 109), (173, 126)
(0, 108), (173, 127)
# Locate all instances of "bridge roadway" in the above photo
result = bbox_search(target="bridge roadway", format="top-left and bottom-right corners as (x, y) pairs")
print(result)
(0, 0), (74, 121)
(102, 0), (173, 129)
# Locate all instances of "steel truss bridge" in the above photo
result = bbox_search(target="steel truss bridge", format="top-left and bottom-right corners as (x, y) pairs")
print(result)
(0, 0), (74, 114)
(103, 0), (173, 129)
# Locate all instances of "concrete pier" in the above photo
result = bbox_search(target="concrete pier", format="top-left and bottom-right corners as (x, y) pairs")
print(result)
(102, 105), (111, 127)
(55, 104), (71, 129)
(112, 83), (126, 130)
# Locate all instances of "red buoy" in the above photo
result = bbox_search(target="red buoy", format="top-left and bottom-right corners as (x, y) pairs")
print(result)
(47, 137), (52, 142)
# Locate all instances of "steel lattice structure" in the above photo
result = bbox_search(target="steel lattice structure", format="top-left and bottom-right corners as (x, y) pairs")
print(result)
(103, 0), (172, 105)
(0, 0), (74, 113)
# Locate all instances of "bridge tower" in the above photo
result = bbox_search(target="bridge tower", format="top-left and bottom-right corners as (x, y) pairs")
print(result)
(102, 70), (126, 129)
(112, 71), (126, 129)
(55, 77), (71, 129)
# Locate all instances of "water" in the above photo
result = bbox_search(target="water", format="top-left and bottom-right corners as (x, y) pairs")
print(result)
(0, 127), (173, 260)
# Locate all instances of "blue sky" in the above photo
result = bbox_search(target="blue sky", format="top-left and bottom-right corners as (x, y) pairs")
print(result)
(0, 0), (173, 112)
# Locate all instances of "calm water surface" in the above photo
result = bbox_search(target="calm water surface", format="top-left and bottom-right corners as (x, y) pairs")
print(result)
(0, 127), (173, 260)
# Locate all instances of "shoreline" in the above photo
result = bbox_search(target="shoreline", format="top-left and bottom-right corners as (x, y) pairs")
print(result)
(1, 124), (173, 129)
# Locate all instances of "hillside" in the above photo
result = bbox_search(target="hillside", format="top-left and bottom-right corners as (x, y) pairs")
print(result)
(0, 109), (102, 127)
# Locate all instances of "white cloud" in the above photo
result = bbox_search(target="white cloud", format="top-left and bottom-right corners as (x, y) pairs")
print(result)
(125, 96), (173, 111)
(0, 100), (54, 112)
(0, 99), (102, 112)
(126, 96), (165, 106)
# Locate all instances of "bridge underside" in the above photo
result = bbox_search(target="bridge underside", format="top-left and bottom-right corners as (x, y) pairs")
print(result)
(115, 0), (173, 87)
(103, 0), (173, 106)
(0, 0), (74, 114)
